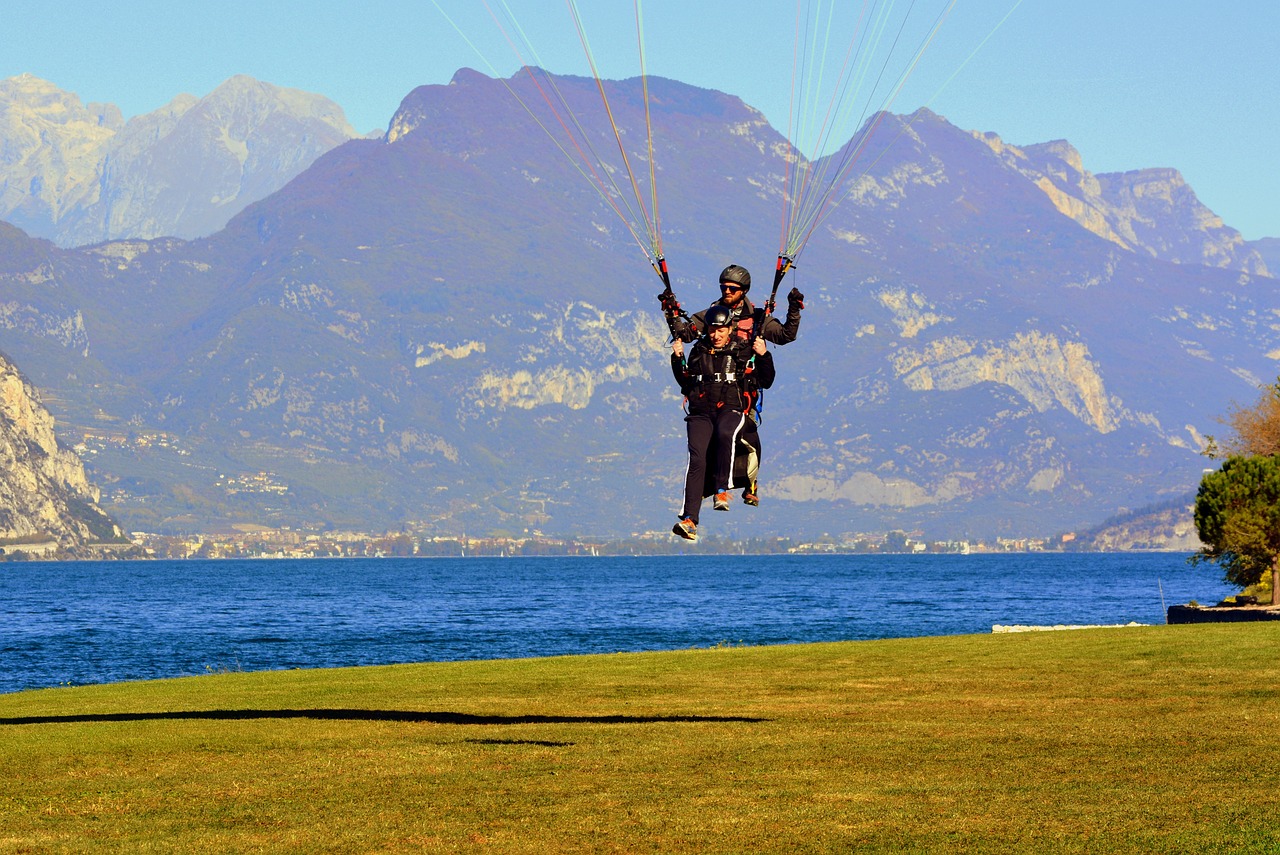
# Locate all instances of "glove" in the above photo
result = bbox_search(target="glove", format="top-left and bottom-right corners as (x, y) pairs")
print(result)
(672, 317), (693, 341)
(787, 287), (805, 311)
(658, 290), (680, 316)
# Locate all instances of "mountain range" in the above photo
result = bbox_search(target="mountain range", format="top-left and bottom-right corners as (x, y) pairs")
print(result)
(0, 69), (1276, 540)
(0, 74), (359, 247)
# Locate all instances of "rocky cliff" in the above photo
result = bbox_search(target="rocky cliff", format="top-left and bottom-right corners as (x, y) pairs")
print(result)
(0, 74), (357, 246)
(974, 132), (1269, 276)
(0, 75), (122, 237)
(0, 350), (122, 555)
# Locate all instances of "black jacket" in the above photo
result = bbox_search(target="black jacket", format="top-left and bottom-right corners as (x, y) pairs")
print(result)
(672, 337), (775, 412)
(682, 296), (800, 345)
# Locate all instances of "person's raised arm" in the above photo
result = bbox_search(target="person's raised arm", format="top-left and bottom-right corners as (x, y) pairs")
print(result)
(751, 338), (776, 390)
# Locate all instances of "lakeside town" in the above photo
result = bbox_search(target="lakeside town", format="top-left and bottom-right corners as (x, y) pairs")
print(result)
(2, 525), (1186, 561)
(76, 518), (1190, 560)
(123, 528), (1061, 560)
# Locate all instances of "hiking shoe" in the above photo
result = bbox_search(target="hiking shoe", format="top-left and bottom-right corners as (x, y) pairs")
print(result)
(743, 484), (759, 506)
(713, 492), (731, 511)
(672, 517), (697, 541)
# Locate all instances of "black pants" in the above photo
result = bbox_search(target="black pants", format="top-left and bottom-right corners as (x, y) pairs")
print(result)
(681, 405), (746, 523)
(701, 415), (761, 499)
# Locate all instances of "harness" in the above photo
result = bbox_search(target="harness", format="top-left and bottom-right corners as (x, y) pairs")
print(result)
(693, 351), (741, 387)
(694, 350), (740, 385)
(682, 343), (748, 412)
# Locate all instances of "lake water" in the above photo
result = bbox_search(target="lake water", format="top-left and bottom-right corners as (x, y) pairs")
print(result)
(0, 553), (1234, 695)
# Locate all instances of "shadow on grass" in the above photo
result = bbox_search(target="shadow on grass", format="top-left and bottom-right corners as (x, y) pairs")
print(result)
(0, 709), (770, 726)
(465, 738), (576, 747)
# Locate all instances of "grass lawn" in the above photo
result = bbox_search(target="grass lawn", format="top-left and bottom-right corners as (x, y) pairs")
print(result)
(3, 624), (1279, 853)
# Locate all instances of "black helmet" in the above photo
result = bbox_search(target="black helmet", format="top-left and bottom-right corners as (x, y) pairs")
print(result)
(719, 264), (751, 292)
(705, 305), (733, 329)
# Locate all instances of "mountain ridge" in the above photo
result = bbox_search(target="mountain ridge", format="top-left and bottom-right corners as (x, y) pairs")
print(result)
(973, 131), (1268, 275)
(0, 74), (359, 247)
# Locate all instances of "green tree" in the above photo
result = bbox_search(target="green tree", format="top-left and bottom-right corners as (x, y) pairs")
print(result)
(1193, 455), (1280, 602)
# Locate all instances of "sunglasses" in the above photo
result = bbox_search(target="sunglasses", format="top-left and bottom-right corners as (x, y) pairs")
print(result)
(720, 284), (743, 293)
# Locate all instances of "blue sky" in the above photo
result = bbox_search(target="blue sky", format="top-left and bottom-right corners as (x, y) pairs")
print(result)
(5, 1), (1277, 239)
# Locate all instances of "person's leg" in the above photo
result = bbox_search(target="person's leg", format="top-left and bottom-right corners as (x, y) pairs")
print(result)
(712, 409), (746, 501)
(741, 417), (761, 504)
(681, 412), (714, 524)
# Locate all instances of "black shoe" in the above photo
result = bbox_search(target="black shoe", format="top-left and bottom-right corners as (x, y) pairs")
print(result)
(743, 482), (759, 506)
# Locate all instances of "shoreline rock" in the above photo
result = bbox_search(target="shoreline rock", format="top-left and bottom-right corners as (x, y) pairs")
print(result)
(992, 622), (1145, 633)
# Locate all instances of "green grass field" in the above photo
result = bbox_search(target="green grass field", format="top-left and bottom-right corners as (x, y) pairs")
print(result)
(3, 624), (1280, 853)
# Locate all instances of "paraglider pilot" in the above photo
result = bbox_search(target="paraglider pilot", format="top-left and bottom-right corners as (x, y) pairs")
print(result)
(680, 264), (804, 347)
(670, 305), (775, 542)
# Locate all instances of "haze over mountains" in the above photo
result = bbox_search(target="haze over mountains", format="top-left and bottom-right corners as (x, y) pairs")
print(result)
(0, 70), (1276, 540)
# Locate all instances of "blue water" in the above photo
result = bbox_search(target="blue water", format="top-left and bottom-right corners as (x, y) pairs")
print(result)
(0, 553), (1233, 695)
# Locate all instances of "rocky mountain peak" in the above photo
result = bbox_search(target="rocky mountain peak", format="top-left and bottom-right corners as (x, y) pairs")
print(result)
(388, 67), (765, 151)
(450, 67), (492, 87)
(973, 127), (1267, 275)
(0, 74), (358, 247)
(1024, 139), (1084, 175)
(1094, 167), (1266, 273)
(202, 74), (355, 137)
(0, 73), (123, 129)
(0, 75), (122, 231)
(388, 67), (539, 145)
